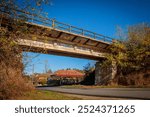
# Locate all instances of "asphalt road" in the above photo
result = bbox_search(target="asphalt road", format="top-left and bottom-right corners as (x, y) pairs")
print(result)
(38, 87), (150, 99)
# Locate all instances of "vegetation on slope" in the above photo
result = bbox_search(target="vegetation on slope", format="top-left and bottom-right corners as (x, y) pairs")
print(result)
(104, 24), (150, 86)
(0, 0), (50, 99)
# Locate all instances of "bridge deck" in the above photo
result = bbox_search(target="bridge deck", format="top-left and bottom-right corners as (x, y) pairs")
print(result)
(26, 22), (111, 51)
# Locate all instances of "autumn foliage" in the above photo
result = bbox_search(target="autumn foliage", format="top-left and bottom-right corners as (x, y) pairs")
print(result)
(105, 24), (150, 86)
(0, 0), (49, 99)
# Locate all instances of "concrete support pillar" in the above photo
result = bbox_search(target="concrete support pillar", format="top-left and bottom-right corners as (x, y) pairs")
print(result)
(111, 61), (117, 81)
(95, 61), (117, 85)
(95, 62), (103, 85)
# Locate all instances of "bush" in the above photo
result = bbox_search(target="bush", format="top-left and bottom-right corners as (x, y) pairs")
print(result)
(0, 61), (34, 99)
(0, 27), (34, 99)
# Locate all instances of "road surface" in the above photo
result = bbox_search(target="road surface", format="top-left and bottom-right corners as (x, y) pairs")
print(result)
(37, 86), (150, 99)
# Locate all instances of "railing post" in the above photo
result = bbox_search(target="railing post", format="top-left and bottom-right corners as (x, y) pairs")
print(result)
(112, 39), (117, 43)
(31, 14), (33, 23)
(52, 19), (55, 28)
(103, 36), (106, 42)
(82, 29), (84, 35)
(69, 25), (71, 32)
(94, 33), (96, 39)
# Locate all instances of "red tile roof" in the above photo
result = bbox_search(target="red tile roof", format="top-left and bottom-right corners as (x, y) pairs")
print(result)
(54, 70), (84, 78)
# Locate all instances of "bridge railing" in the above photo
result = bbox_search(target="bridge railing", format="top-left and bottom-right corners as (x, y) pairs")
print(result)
(50, 20), (113, 43)
(0, 5), (113, 43)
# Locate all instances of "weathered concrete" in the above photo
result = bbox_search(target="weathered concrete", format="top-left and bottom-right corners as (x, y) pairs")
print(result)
(17, 39), (106, 60)
(95, 61), (117, 85)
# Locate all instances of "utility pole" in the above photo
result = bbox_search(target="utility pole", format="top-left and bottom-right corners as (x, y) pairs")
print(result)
(32, 64), (34, 75)
(45, 60), (48, 73)
(31, 64), (34, 84)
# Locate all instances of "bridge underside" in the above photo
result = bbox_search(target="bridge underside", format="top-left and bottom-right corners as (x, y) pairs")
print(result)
(19, 39), (105, 60)
(21, 46), (103, 61)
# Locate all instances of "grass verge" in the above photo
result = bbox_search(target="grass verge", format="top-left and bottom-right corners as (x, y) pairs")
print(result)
(16, 90), (82, 100)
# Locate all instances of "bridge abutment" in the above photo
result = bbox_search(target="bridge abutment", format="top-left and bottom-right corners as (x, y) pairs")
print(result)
(95, 61), (117, 85)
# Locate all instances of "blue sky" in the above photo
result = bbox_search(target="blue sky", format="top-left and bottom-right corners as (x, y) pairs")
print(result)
(24, 0), (150, 74)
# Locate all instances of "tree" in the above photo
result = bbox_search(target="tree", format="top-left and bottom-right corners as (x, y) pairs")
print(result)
(103, 23), (150, 85)
(0, 0), (50, 99)
(126, 23), (150, 70)
(81, 63), (95, 85)
(83, 63), (95, 74)
(47, 69), (53, 74)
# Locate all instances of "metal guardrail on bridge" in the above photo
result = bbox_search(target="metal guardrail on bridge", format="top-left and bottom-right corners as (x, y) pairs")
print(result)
(0, 5), (113, 43)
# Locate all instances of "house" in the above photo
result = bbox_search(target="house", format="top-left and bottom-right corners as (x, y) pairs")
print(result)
(47, 70), (85, 85)
(32, 73), (51, 85)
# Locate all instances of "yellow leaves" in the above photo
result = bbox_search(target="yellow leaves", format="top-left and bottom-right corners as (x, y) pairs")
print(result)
(117, 52), (126, 60)
(105, 24), (150, 72)
(142, 37), (150, 47)
(116, 41), (126, 49)
(0, 37), (7, 43)
(10, 41), (16, 47)
(145, 51), (150, 56)
(106, 42), (127, 60)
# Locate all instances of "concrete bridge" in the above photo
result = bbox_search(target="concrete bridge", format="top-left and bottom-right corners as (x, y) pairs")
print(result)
(18, 22), (110, 60)
(0, 7), (117, 85)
